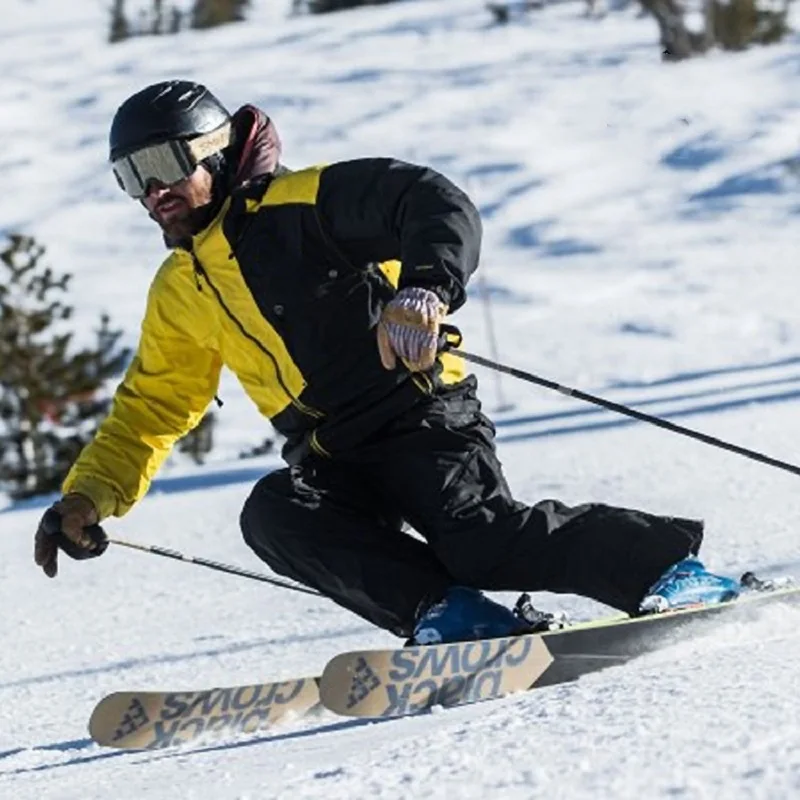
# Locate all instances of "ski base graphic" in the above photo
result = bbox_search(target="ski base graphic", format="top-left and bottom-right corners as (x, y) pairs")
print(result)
(89, 677), (321, 749)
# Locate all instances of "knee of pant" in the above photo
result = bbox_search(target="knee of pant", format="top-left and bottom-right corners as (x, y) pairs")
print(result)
(240, 503), (295, 578)
(240, 494), (262, 552)
(239, 473), (289, 551)
(240, 498), (260, 551)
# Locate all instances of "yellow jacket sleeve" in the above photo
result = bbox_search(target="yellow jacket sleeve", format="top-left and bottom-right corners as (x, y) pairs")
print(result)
(62, 268), (222, 519)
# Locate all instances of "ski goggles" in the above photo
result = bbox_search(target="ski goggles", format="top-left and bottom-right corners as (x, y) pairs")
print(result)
(111, 123), (232, 199)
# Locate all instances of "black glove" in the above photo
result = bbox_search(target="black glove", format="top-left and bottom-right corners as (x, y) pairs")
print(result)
(34, 494), (108, 578)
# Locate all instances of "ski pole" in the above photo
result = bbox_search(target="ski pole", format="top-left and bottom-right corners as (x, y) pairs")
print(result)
(108, 536), (323, 597)
(477, 271), (513, 412)
(440, 325), (800, 479)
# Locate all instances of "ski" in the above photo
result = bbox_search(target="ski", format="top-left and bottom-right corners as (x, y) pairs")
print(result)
(319, 580), (800, 719)
(89, 676), (321, 749)
(89, 575), (799, 748)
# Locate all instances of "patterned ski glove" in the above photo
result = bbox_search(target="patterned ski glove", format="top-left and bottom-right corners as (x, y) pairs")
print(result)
(34, 493), (108, 578)
(377, 286), (448, 372)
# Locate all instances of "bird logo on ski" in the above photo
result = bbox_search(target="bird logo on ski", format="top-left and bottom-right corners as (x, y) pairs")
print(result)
(346, 656), (382, 708)
(112, 697), (150, 741)
(319, 581), (800, 719)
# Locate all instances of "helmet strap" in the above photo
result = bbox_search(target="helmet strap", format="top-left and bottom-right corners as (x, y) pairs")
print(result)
(185, 123), (233, 164)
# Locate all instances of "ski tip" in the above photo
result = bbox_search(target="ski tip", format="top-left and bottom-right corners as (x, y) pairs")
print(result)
(88, 691), (146, 748)
(319, 650), (389, 717)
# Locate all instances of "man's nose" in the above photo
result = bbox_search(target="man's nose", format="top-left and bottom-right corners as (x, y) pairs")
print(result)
(144, 179), (170, 199)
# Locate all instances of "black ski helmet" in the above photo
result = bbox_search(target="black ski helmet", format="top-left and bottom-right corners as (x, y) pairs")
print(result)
(109, 80), (231, 162)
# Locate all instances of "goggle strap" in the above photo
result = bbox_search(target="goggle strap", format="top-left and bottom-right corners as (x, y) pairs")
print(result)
(169, 139), (194, 175)
(186, 122), (233, 164)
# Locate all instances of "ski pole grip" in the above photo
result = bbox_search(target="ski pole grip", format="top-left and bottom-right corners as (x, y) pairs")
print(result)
(41, 508), (67, 537)
(41, 508), (109, 558)
(438, 323), (463, 352)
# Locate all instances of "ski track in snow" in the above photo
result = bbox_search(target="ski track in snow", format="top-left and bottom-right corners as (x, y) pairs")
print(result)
(3, 0), (800, 797)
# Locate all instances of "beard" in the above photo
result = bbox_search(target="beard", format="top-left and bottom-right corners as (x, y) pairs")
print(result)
(145, 165), (219, 247)
(147, 196), (218, 247)
(152, 210), (194, 242)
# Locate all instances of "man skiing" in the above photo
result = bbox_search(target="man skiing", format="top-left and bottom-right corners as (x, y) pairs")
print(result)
(33, 80), (739, 643)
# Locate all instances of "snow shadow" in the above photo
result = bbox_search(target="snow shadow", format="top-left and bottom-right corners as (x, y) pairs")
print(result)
(170, 714), (395, 760)
(496, 387), (800, 444)
(661, 134), (726, 171)
(685, 159), (796, 214)
(463, 161), (544, 224)
(466, 280), (535, 304)
(0, 740), (123, 777)
(506, 219), (601, 257)
(0, 625), (367, 692)
(324, 68), (386, 84)
(1, 463), (278, 516)
(478, 176), (544, 221)
(0, 716), (394, 777)
(495, 369), (800, 430)
(465, 162), (524, 181)
(616, 320), (673, 338)
(494, 366), (800, 445)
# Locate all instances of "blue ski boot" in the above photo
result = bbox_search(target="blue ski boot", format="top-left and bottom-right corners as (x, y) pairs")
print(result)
(410, 586), (527, 645)
(639, 556), (740, 614)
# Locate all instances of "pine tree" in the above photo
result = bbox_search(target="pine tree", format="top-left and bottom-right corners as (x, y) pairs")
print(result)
(640, 0), (792, 59)
(151, 0), (164, 35)
(191, 0), (250, 29)
(306, 0), (396, 13)
(178, 411), (217, 465)
(109, 0), (131, 43)
(0, 235), (130, 499)
(110, 0), (186, 41)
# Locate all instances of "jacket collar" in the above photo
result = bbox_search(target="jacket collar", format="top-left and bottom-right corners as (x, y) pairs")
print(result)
(166, 104), (283, 250)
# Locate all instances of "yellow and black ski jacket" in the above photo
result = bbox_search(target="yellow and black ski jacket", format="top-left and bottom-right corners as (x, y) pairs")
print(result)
(63, 157), (480, 519)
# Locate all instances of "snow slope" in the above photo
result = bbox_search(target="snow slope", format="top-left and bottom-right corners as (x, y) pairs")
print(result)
(2, 0), (800, 797)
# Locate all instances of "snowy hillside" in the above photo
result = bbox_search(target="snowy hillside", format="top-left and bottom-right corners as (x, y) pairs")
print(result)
(2, 0), (800, 797)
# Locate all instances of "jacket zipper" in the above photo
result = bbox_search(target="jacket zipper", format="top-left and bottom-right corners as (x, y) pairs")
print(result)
(191, 255), (324, 421)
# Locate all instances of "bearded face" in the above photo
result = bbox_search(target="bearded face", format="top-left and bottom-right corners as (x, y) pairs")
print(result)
(141, 165), (215, 242)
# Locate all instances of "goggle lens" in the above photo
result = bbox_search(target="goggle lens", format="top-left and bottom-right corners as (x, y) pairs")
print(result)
(112, 140), (194, 199)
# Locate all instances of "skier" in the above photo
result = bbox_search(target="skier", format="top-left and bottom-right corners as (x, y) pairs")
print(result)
(33, 80), (739, 643)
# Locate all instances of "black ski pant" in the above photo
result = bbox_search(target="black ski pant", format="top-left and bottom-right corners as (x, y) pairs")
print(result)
(241, 380), (703, 638)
